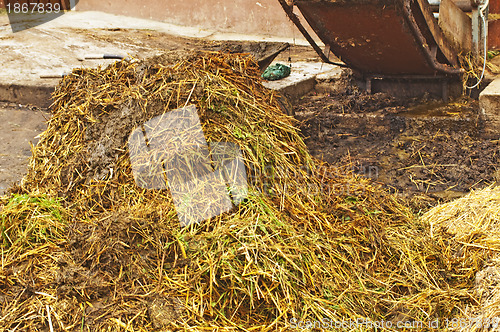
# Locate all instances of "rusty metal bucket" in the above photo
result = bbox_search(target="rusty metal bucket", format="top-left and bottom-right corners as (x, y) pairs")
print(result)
(279, 0), (463, 78)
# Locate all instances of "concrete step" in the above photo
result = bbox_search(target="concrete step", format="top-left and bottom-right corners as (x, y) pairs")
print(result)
(479, 78), (500, 136)
(262, 61), (343, 100)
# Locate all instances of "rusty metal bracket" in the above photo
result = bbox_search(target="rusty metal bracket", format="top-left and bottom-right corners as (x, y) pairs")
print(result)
(365, 74), (459, 100)
(285, 0), (464, 78)
(402, 0), (463, 75)
(277, 0), (348, 68)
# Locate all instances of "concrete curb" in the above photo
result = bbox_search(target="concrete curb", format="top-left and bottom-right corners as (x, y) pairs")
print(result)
(0, 82), (56, 108)
(479, 78), (500, 136)
(262, 62), (343, 100)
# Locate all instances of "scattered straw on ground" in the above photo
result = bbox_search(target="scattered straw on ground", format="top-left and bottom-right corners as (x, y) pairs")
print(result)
(426, 185), (500, 247)
(424, 185), (500, 331)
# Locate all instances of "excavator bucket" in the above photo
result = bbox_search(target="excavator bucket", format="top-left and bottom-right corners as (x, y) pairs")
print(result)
(278, 0), (464, 98)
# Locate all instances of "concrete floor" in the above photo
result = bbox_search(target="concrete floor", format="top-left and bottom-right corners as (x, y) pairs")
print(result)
(0, 103), (48, 195)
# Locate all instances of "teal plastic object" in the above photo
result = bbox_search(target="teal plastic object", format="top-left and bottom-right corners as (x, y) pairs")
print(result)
(261, 63), (291, 81)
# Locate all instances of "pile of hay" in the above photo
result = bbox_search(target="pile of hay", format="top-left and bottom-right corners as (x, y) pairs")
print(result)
(424, 186), (500, 331)
(0, 51), (485, 330)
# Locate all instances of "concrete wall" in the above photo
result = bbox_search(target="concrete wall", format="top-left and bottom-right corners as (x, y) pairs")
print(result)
(3, 0), (495, 49)
(490, 0), (500, 50)
(491, 0), (500, 13)
(75, 0), (301, 38)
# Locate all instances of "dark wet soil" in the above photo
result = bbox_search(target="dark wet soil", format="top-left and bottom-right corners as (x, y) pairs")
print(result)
(295, 74), (500, 201)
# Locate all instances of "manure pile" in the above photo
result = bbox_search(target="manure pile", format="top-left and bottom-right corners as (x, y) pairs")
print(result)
(0, 51), (490, 330)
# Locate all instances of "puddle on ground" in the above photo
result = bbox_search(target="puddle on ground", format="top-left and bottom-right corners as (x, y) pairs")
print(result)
(398, 99), (476, 118)
(295, 85), (496, 202)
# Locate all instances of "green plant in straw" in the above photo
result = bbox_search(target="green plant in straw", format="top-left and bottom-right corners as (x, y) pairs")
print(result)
(1, 194), (67, 249)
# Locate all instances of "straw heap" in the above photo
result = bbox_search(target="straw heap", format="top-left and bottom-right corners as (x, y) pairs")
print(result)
(424, 186), (500, 331)
(0, 51), (488, 330)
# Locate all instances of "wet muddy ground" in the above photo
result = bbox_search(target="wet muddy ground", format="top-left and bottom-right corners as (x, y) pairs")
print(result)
(295, 74), (500, 201)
